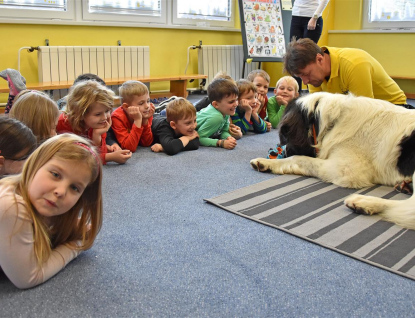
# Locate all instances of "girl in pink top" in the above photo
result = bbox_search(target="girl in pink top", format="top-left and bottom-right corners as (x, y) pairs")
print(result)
(0, 134), (103, 289)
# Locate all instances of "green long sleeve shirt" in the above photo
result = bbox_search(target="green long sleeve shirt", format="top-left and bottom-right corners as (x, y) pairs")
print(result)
(267, 96), (286, 129)
(196, 104), (231, 147)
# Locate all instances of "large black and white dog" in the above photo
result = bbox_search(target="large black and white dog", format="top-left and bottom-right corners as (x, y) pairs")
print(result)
(251, 92), (415, 229)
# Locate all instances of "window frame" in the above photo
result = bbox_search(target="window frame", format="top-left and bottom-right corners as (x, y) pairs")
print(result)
(81, 0), (167, 25)
(172, 0), (235, 28)
(362, 0), (415, 30)
(0, 0), (239, 31)
(0, 0), (75, 20)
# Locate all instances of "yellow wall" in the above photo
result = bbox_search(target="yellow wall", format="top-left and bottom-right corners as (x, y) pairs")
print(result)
(0, 25), (241, 100)
(328, 0), (415, 93)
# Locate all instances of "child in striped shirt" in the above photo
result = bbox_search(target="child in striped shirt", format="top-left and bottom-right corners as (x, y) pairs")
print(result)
(231, 79), (268, 135)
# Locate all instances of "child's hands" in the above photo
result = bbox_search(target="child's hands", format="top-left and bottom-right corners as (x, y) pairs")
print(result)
(151, 143), (164, 153)
(276, 95), (289, 106)
(107, 143), (122, 152)
(106, 149), (132, 164)
(93, 117), (111, 136)
(265, 121), (272, 132)
(179, 131), (199, 147)
(91, 117), (111, 146)
(223, 136), (237, 150)
(142, 103), (155, 125)
(229, 124), (242, 139)
(150, 103), (156, 116)
(257, 94), (265, 112)
(186, 130), (199, 141)
(126, 106), (143, 121)
(239, 99), (253, 113)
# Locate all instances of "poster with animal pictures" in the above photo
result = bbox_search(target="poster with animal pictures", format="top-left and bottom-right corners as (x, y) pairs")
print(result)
(241, 0), (287, 59)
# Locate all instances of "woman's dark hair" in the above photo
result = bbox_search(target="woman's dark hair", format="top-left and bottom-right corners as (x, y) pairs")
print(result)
(0, 116), (36, 159)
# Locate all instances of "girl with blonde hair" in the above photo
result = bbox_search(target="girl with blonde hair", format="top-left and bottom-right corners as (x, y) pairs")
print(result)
(56, 80), (131, 164)
(9, 90), (60, 144)
(0, 133), (103, 289)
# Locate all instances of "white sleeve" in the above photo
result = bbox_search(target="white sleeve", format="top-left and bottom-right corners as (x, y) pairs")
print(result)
(0, 194), (80, 289)
(314, 0), (330, 17)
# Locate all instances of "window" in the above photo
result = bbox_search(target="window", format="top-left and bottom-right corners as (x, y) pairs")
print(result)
(0, 0), (74, 20)
(172, 0), (234, 28)
(0, 0), (238, 30)
(82, 0), (166, 24)
(362, 0), (415, 29)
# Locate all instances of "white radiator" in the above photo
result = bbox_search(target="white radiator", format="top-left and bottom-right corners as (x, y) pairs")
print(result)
(198, 45), (260, 88)
(37, 46), (150, 99)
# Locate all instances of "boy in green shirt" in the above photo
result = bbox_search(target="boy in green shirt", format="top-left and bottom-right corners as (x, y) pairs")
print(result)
(196, 78), (238, 149)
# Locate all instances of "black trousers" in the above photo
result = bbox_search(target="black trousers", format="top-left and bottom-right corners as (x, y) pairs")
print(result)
(290, 15), (323, 43)
(289, 15), (324, 92)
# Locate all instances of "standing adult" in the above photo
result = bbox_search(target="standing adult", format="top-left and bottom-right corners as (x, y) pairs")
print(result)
(290, 0), (330, 92)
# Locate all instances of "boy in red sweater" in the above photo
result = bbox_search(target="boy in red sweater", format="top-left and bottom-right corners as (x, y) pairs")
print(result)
(111, 80), (155, 152)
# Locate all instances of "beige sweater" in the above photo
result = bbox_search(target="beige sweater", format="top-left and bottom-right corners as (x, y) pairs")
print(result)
(0, 184), (80, 289)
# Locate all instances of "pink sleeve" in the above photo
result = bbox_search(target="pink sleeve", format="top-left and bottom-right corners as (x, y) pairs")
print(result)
(0, 192), (80, 289)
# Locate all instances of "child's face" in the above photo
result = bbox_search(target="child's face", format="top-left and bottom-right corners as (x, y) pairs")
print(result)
(128, 94), (152, 119)
(28, 158), (91, 218)
(274, 80), (298, 103)
(171, 115), (197, 136)
(239, 90), (259, 108)
(213, 94), (238, 116)
(252, 76), (269, 97)
(83, 102), (111, 130)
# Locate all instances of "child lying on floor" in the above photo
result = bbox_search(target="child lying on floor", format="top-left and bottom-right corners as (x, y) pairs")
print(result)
(151, 98), (200, 155)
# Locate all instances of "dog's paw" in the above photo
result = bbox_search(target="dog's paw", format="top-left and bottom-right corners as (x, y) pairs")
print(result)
(250, 158), (272, 173)
(344, 194), (384, 215)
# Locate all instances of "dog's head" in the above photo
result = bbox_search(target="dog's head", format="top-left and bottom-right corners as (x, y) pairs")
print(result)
(278, 97), (319, 157)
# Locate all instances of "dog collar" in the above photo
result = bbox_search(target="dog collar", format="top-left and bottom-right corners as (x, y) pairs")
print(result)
(310, 101), (320, 156)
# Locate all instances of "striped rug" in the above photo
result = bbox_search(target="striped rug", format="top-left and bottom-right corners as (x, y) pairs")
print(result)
(205, 174), (415, 280)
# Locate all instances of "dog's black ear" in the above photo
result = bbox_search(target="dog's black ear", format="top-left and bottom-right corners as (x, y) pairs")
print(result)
(279, 122), (289, 135)
(279, 123), (289, 144)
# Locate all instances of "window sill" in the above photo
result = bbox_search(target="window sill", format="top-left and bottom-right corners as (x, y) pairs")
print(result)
(329, 29), (415, 34)
(0, 18), (241, 32)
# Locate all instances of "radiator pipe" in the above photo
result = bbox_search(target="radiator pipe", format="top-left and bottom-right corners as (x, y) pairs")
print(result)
(18, 46), (39, 72)
(184, 45), (202, 75)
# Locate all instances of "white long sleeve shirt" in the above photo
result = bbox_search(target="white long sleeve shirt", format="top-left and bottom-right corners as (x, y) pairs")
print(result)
(292, 0), (330, 18)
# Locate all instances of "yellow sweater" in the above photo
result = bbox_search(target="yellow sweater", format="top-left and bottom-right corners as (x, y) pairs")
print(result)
(309, 46), (407, 105)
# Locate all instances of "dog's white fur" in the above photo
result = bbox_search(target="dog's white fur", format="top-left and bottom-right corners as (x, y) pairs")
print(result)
(251, 92), (415, 229)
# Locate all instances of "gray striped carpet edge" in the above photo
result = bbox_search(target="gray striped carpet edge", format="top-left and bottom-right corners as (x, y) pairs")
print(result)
(205, 174), (415, 280)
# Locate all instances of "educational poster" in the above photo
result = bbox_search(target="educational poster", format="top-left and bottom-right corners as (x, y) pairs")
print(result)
(242, 0), (286, 59)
